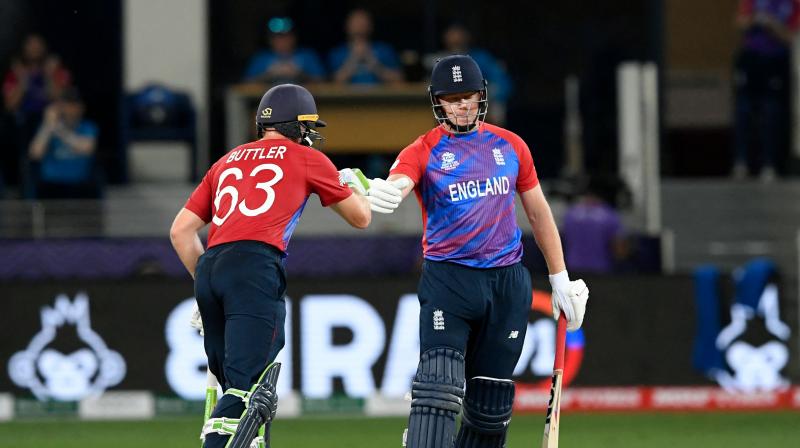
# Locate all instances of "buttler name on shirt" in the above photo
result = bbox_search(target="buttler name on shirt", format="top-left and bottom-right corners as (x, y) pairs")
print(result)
(226, 145), (287, 163)
(448, 176), (510, 202)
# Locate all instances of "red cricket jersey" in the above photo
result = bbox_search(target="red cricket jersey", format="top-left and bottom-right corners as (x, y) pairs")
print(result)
(185, 138), (352, 252)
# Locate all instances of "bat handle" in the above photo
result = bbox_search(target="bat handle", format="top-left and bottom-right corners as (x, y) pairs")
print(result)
(554, 314), (567, 371)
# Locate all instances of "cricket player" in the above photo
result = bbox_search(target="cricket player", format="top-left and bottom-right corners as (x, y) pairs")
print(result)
(170, 83), (402, 448)
(384, 55), (590, 447)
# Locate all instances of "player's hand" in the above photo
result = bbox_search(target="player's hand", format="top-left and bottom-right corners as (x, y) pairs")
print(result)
(189, 301), (204, 336)
(565, 279), (588, 331)
(339, 168), (408, 214)
(366, 177), (407, 214)
(549, 271), (589, 331)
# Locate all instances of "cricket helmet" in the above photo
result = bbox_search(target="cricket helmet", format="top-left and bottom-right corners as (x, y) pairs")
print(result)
(255, 83), (326, 146)
(428, 54), (488, 133)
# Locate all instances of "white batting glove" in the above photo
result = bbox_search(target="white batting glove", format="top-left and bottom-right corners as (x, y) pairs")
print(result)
(339, 168), (408, 214)
(566, 279), (588, 331)
(367, 177), (408, 214)
(549, 271), (589, 331)
(189, 301), (204, 336)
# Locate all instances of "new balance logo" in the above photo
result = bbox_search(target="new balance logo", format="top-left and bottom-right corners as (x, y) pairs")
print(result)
(508, 330), (519, 339)
(452, 65), (463, 83)
(433, 309), (445, 331)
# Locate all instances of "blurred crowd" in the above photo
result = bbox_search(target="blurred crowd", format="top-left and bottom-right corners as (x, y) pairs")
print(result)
(241, 9), (512, 124)
(239, 8), (514, 179)
(1, 33), (100, 200)
(1, 1), (797, 202)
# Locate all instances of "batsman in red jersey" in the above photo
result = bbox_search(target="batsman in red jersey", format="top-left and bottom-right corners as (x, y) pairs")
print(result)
(170, 84), (403, 448)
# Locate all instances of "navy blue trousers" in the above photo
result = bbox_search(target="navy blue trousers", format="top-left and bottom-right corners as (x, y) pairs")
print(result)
(417, 260), (533, 379)
(195, 241), (287, 448)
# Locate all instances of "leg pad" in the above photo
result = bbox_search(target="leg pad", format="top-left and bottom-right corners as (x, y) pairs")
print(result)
(405, 348), (465, 448)
(455, 376), (515, 448)
(225, 363), (281, 448)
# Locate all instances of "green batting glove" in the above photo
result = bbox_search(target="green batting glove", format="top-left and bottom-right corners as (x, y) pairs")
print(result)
(339, 168), (370, 195)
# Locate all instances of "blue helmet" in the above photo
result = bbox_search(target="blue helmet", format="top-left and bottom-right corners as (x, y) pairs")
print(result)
(255, 84), (326, 146)
(428, 54), (488, 133)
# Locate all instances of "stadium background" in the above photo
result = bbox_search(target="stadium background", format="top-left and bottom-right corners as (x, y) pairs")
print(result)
(1, 0), (799, 447)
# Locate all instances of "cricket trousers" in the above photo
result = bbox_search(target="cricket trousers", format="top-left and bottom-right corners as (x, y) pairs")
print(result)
(194, 240), (287, 448)
(417, 259), (533, 379)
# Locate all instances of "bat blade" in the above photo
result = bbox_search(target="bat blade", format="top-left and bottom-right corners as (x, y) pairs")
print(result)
(541, 314), (567, 448)
(541, 369), (563, 448)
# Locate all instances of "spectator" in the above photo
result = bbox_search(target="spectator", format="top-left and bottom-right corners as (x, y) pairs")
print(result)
(3, 33), (71, 185)
(243, 17), (326, 84)
(731, 0), (800, 182)
(425, 24), (512, 124)
(328, 9), (403, 85)
(561, 177), (627, 273)
(28, 87), (100, 199)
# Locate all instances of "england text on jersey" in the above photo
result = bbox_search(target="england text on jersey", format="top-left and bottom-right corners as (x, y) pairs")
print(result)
(448, 176), (511, 202)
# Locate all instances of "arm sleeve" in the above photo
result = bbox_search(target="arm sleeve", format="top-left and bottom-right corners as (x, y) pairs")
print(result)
(307, 150), (353, 206)
(389, 138), (426, 184)
(514, 138), (539, 193)
(185, 169), (214, 223)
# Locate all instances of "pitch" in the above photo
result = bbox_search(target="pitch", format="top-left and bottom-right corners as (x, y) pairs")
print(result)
(0, 412), (798, 447)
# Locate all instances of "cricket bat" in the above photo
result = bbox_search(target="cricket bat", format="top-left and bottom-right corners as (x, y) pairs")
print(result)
(542, 314), (567, 448)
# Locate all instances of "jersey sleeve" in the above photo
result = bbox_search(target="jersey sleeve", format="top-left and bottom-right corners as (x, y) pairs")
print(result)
(185, 169), (214, 222)
(389, 137), (426, 184)
(307, 150), (353, 206)
(513, 137), (539, 193)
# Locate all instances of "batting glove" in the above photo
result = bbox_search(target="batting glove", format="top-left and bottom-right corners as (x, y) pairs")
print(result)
(549, 270), (589, 331)
(339, 168), (408, 214)
(189, 301), (204, 336)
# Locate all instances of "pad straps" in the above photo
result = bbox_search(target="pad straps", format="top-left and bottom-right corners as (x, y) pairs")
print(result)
(201, 417), (265, 448)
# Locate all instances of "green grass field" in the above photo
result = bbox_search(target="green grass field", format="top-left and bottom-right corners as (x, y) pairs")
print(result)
(1, 412), (799, 447)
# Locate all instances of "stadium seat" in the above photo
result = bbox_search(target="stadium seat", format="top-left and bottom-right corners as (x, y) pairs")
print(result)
(121, 84), (197, 182)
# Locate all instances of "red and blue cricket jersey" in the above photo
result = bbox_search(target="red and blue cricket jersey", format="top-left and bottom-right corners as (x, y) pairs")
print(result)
(185, 138), (352, 253)
(390, 123), (539, 268)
